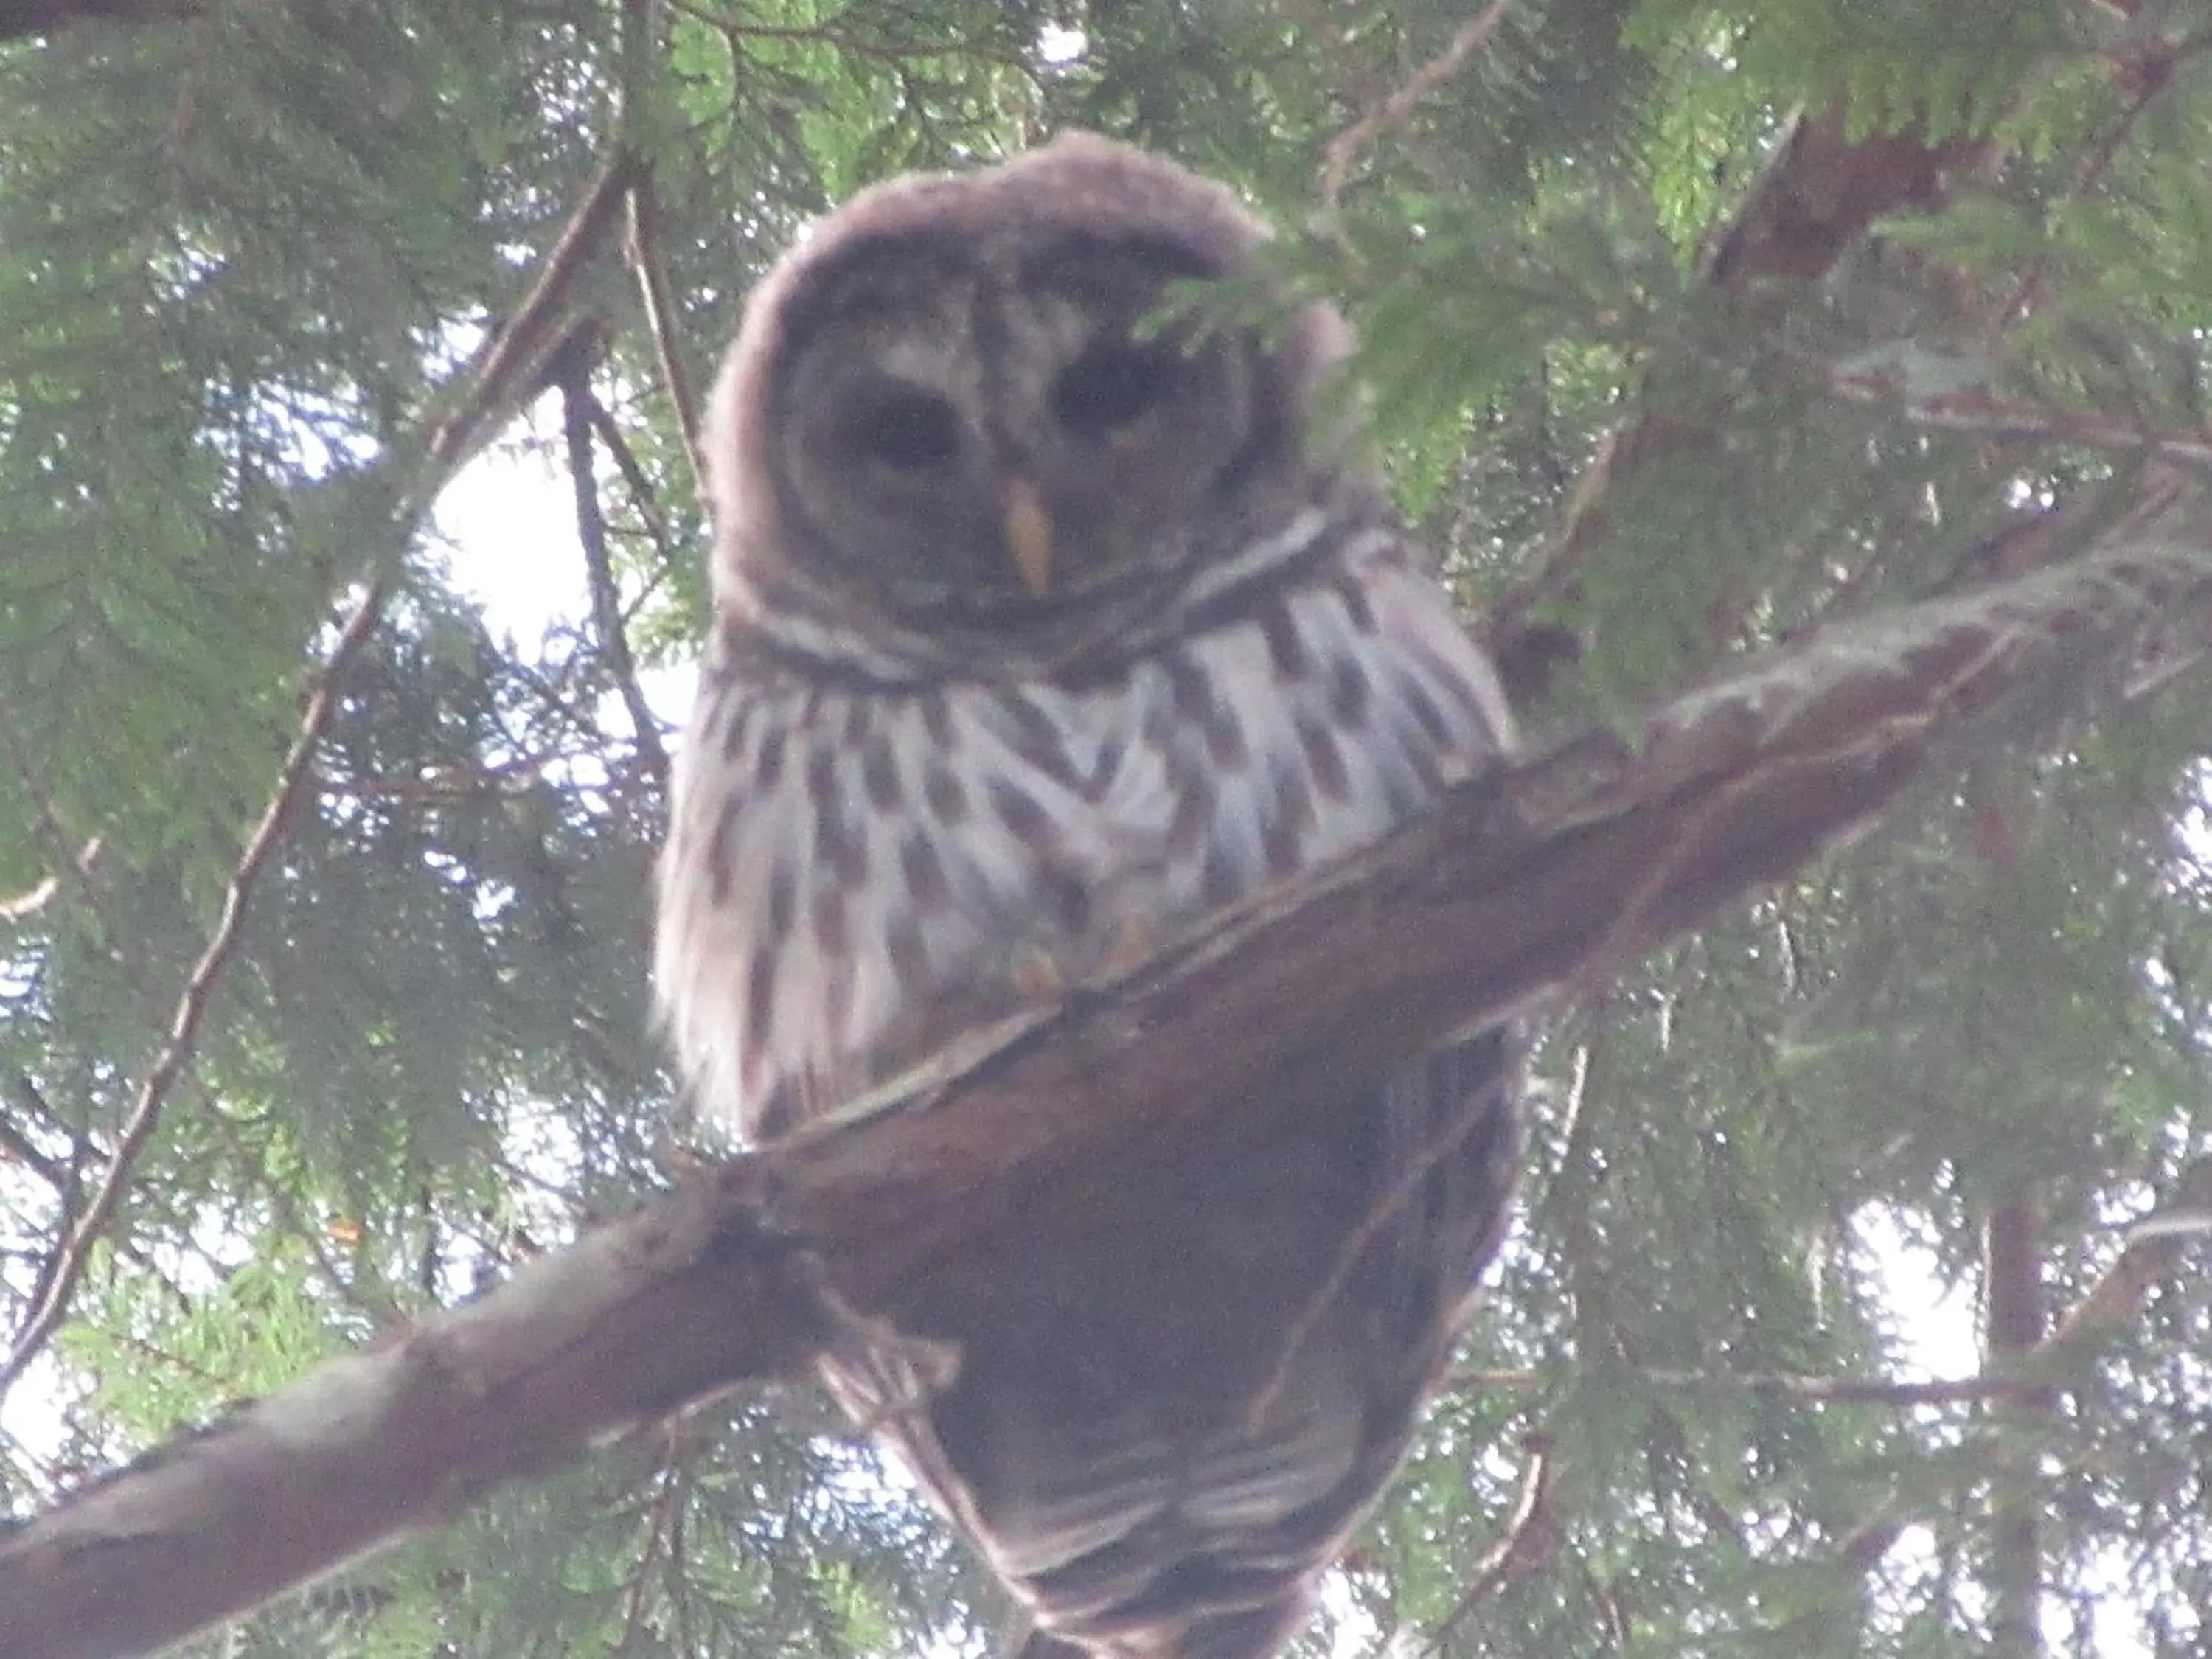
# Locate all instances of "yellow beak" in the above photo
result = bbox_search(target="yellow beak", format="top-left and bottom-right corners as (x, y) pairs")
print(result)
(1002, 477), (1055, 598)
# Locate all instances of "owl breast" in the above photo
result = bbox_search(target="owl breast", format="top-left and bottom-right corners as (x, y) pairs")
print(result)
(655, 517), (1513, 1139)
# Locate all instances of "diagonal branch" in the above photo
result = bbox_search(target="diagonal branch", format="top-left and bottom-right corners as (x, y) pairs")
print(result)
(4, 501), (2211, 1659)
(1317, 0), (1519, 219)
(425, 147), (644, 478)
(1421, 1431), (1558, 1651)
(0, 579), (392, 1399)
(2039, 1158), (2212, 1357)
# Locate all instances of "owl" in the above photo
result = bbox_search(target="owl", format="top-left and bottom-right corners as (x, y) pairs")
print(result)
(656, 134), (1522, 1659)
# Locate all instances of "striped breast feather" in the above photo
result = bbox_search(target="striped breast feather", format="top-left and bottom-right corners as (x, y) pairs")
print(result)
(654, 529), (1511, 1140)
(1183, 532), (1513, 897)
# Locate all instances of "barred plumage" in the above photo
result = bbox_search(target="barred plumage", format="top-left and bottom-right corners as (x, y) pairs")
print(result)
(655, 133), (1522, 1659)
(658, 520), (1509, 1136)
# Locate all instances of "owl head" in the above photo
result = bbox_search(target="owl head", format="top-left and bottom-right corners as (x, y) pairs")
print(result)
(706, 133), (1365, 665)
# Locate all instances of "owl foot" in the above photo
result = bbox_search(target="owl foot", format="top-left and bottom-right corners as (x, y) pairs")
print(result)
(1012, 945), (1068, 1001)
(793, 1249), (962, 1427)
(1102, 914), (1158, 977)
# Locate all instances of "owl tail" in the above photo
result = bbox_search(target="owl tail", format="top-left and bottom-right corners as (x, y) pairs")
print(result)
(1008, 1595), (1311, 1659)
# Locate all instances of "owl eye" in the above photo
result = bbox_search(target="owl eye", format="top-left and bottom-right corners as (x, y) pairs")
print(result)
(1051, 341), (1182, 438)
(850, 390), (963, 473)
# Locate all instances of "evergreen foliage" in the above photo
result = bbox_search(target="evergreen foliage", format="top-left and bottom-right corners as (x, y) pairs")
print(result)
(4, 1), (2210, 1654)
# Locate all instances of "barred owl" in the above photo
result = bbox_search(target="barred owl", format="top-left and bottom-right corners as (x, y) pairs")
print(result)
(657, 133), (1521, 1659)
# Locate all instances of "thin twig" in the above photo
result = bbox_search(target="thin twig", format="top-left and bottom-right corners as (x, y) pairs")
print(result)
(0, 577), (392, 1398)
(316, 754), (552, 804)
(624, 171), (709, 506)
(582, 391), (678, 555)
(0, 1091), (69, 1192)
(1980, 24), (2211, 348)
(1422, 1433), (1557, 1652)
(1318, 0), (1516, 218)
(611, 1448), (692, 1658)
(1441, 1366), (2059, 1407)
(557, 348), (672, 786)
(661, 0), (1001, 68)
(2039, 1158), (2212, 1355)
(1828, 373), (2212, 469)
(4, 1076), (185, 1304)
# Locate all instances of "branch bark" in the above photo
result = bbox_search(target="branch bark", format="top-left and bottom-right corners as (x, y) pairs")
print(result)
(4, 504), (2211, 1659)
(1983, 1197), (2050, 1659)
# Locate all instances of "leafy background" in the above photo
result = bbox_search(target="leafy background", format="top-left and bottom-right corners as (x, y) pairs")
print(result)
(4, 1), (2211, 1655)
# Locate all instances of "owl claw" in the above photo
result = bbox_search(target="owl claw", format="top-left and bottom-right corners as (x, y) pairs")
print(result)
(1012, 921), (1153, 999)
(796, 1250), (963, 1427)
(1103, 916), (1157, 975)
(1012, 946), (1068, 1001)
(836, 1325), (964, 1432)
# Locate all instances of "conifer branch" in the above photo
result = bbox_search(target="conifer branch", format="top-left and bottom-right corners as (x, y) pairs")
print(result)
(0, 579), (392, 1400)
(1486, 110), (1991, 705)
(0, 145), (661, 1407)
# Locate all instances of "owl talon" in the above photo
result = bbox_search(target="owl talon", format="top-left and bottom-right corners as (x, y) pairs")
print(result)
(1012, 945), (1067, 1002)
(795, 1250), (962, 1427)
(1103, 915), (1157, 975)
(836, 1326), (964, 1433)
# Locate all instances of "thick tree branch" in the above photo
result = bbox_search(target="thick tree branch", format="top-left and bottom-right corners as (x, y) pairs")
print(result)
(4, 507), (2211, 1658)
(1983, 1197), (2050, 1659)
